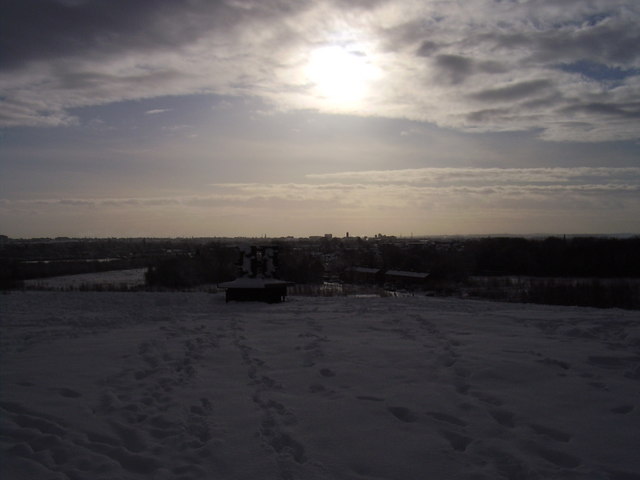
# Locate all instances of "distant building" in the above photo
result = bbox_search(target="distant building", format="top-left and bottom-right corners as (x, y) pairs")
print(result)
(344, 266), (383, 285)
(342, 267), (431, 290)
(384, 270), (430, 289)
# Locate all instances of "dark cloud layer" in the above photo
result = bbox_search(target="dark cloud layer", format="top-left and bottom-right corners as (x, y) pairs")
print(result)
(1, 0), (207, 67)
(471, 80), (553, 103)
(1, 0), (639, 141)
(0, 0), (307, 68)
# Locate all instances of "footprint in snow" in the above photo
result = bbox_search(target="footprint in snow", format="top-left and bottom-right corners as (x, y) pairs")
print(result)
(529, 423), (572, 443)
(489, 409), (515, 428)
(260, 375), (283, 389)
(426, 411), (468, 427)
(189, 398), (213, 416)
(610, 404), (634, 414)
(530, 444), (581, 469)
(455, 383), (470, 395)
(356, 395), (385, 402)
(438, 428), (473, 452)
(471, 391), (503, 406)
(57, 387), (82, 398)
(588, 355), (636, 369)
(437, 353), (457, 367)
(538, 357), (571, 370)
(387, 406), (417, 423)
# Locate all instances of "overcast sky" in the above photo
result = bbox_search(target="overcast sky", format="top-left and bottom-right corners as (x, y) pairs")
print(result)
(1, 0), (639, 237)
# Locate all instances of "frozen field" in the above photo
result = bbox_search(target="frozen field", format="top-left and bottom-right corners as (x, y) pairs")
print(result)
(1, 292), (639, 479)
(23, 269), (147, 290)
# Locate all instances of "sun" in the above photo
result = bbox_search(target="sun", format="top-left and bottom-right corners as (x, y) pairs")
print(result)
(305, 45), (379, 106)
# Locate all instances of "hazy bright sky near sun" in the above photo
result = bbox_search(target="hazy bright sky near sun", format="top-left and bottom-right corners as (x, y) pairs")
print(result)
(1, 0), (640, 238)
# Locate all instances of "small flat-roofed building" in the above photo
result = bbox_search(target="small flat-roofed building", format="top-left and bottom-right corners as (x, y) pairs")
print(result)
(345, 266), (383, 285)
(384, 270), (430, 289)
(218, 245), (293, 303)
(218, 277), (293, 303)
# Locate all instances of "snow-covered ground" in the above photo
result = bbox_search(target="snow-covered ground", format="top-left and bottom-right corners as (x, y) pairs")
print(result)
(23, 269), (147, 290)
(1, 292), (639, 480)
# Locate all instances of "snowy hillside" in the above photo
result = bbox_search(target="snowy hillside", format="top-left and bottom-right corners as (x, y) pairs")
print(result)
(1, 292), (639, 479)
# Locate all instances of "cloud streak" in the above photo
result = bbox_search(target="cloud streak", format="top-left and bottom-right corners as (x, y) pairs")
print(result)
(306, 167), (640, 186)
(3, 167), (638, 236)
(1, 0), (639, 141)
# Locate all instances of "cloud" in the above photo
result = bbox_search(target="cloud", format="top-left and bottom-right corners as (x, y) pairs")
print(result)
(432, 55), (509, 85)
(470, 80), (553, 103)
(306, 167), (640, 186)
(2, 167), (639, 236)
(0, 0), (252, 69)
(524, 16), (640, 65)
(561, 102), (640, 119)
(433, 55), (474, 85)
(145, 109), (171, 115)
(1, 0), (639, 141)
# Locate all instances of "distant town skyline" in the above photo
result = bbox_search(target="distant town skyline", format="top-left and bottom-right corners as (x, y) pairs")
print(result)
(2, 1), (639, 237)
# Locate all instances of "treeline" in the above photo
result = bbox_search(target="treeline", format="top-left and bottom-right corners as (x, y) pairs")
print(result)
(0, 257), (150, 288)
(377, 237), (640, 279)
(468, 236), (640, 277)
(3, 236), (640, 308)
(0, 238), (200, 288)
(0, 238), (172, 262)
(467, 277), (640, 310)
(277, 248), (324, 284)
(522, 278), (639, 309)
(378, 242), (471, 281)
(0, 237), (326, 289)
(144, 243), (325, 288)
(145, 244), (237, 288)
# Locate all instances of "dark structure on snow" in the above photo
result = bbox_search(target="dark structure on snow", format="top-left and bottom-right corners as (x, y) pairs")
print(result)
(344, 266), (383, 285)
(384, 270), (430, 289)
(218, 246), (293, 303)
(344, 266), (430, 290)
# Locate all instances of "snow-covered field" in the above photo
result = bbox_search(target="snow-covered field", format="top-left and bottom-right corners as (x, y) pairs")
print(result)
(1, 292), (639, 480)
(23, 269), (147, 290)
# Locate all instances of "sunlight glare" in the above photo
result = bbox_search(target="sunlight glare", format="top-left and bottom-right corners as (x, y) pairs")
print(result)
(306, 45), (379, 106)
